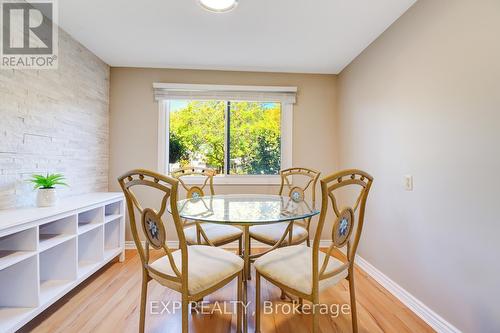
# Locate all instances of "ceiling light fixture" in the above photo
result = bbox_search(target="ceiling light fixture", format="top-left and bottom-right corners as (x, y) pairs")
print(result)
(198, 0), (238, 13)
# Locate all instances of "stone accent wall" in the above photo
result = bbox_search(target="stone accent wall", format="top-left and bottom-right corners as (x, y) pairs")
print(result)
(0, 29), (109, 209)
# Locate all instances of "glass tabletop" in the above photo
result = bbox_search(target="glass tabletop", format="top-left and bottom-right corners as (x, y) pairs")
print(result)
(176, 194), (320, 225)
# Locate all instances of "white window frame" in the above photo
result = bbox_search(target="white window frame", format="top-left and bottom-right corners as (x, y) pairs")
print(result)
(156, 83), (295, 185)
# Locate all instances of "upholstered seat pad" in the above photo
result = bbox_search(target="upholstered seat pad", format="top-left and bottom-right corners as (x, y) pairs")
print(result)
(184, 223), (243, 245)
(250, 222), (308, 245)
(149, 245), (244, 295)
(254, 245), (348, 295)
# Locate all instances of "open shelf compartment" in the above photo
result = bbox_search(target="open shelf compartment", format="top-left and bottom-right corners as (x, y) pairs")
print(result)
(0, 228), (37, 271)
(0, 255), (39, 332)
(105, 201), (122, 224)
(39, 215), (77, 252)
(39, 239), (77, 303)
(104, 218), (122, 260)
(78, 207), (104, 234)
(78, 226), (104, 277)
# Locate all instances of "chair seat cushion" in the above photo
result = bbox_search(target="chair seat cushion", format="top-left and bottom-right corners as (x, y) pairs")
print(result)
(149, 245), (244, 295)
(250, 222), (308, 245)
(184, 223), (243, 245)
(254, 245), (348, 295)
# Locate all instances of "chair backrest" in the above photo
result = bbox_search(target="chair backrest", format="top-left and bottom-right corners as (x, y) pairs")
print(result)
(118, 169), (187, 290)
(312, 169), (373, 284)
(279, 167), (321, 207)
(172, 167), (216, 199)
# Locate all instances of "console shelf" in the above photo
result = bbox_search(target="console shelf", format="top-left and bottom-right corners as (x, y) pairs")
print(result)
(0, 192), (125, 333)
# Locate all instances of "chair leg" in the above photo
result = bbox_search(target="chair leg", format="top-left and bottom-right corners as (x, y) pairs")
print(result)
(182, 295), (189, 333)
(280, 289), (286, 300)
(139, 270), (148, 333)
(238, 237), (243, 256)
(312, 298), (319, 333)
(255, 271), (261, 333)
(349, 273), (358, 333)
(244, 228), (251, 280)
(237, 272), (243, 333)
(196, 224), (201, 245)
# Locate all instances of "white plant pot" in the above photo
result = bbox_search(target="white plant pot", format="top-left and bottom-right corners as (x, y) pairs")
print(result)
(37, 188), (58, 207)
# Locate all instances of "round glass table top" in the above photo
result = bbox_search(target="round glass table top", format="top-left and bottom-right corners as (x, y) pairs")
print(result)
(176, 194), (320, 225)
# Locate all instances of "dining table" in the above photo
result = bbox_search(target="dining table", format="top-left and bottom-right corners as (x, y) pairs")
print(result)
(177, 194), (320, 333)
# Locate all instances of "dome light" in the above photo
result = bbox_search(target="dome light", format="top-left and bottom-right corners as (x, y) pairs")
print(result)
(199, 0), (238, 13)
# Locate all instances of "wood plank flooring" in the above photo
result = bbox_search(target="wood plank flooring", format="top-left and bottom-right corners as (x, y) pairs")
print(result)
(21, 250), (434, 333)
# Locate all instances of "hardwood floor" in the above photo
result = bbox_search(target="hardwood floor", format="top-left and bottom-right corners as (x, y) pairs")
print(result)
(21, 250), (434, 333)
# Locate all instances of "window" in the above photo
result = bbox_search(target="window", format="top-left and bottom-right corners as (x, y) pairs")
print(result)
(155, 83), (295, 184)
(169, 100), (281, 175)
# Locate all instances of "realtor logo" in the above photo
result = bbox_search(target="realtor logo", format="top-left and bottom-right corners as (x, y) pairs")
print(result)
(1, 0), (58, 69)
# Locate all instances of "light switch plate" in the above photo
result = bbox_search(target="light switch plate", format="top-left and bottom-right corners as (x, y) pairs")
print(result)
(404, 175), (413, 191)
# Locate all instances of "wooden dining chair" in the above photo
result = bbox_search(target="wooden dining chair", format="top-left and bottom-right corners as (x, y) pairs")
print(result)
(249, 167), (320, 249)
(118, 169), (244, 333)
(172, 166), (243, 254)
(254, 169), (373, 333)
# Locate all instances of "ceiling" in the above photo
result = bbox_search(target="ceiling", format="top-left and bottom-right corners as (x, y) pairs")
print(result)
(59, 0), (417, 74)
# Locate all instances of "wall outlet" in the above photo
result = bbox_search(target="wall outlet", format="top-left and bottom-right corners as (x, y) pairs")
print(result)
(404, 175), (413, 191)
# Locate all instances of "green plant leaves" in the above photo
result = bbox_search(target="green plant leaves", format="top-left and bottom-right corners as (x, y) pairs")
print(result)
(27, 173), (68, 189)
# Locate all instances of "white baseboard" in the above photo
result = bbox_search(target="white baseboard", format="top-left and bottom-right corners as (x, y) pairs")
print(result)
(124, 240), (460, 333)
(354, 256), (460, 333)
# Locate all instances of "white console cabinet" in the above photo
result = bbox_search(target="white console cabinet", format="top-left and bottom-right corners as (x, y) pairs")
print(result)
(0, 193), (125, 333)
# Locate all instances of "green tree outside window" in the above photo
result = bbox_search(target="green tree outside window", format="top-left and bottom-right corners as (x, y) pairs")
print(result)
(169, 100), (281, 175)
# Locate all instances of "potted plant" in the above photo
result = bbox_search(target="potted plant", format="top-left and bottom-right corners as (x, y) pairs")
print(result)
(28, 173), (68, 207)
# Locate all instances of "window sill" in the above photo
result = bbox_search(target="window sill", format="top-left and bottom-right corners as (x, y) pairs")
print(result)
(173, 175), (281, 186)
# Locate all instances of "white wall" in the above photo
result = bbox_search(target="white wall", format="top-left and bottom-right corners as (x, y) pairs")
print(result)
(0, 30), (110, 209)
(337, 0), (500, 331)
